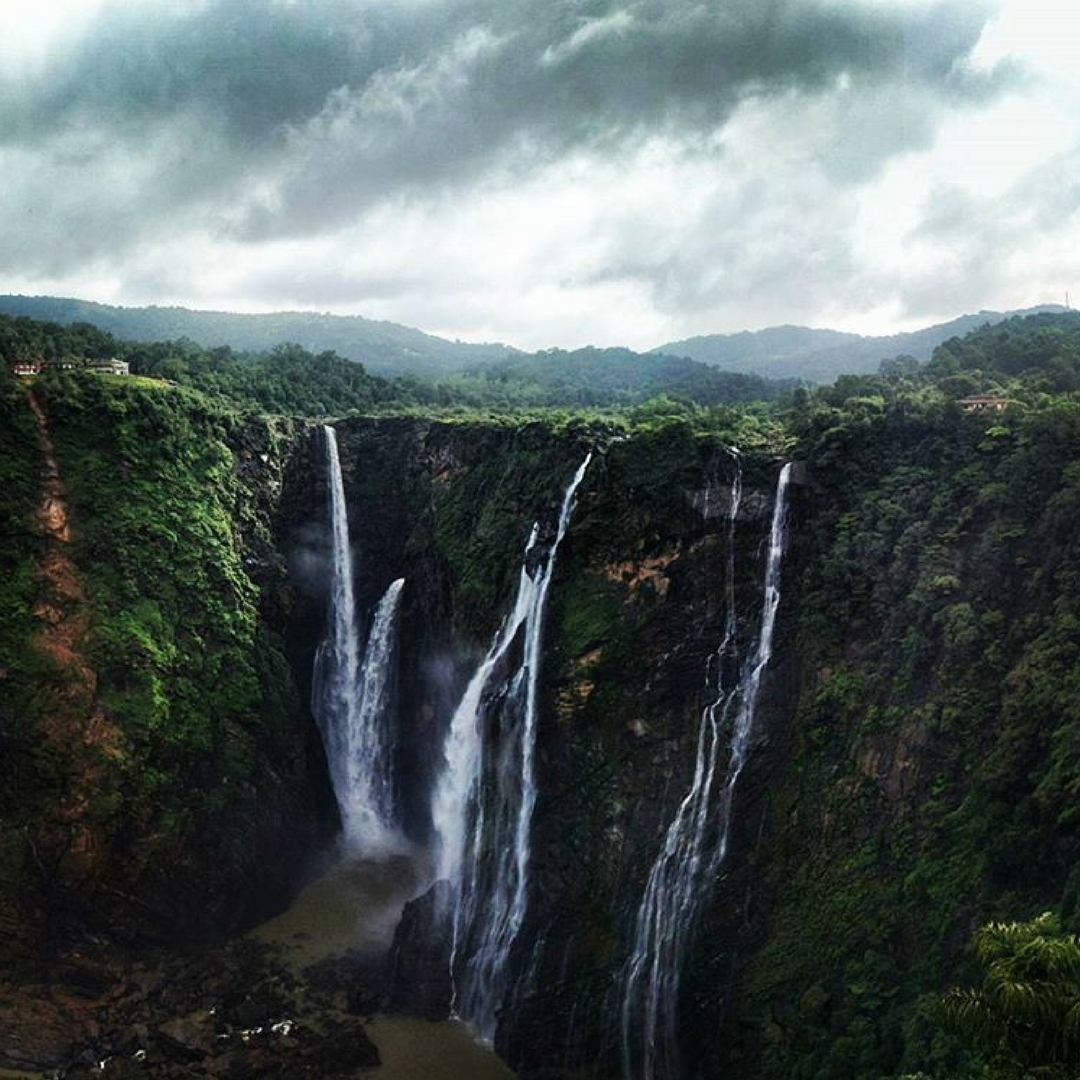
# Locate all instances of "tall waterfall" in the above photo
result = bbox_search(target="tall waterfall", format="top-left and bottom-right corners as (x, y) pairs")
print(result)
(431, 454), (591, 1042)
(312, 425), (405, 850)
(621, 460), (793, 1080)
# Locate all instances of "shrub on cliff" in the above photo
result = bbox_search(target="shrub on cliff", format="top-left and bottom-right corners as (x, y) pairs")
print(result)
(941, 913), (1080, 1080)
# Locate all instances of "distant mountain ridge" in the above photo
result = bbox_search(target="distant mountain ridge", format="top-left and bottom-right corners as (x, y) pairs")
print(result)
(655, 306), (1069, 382)
(0, 295), (519, 379)
(0, 293), (1068, 385)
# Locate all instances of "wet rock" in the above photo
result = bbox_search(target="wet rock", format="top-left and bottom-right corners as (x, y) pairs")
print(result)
(57, 955), (119, 999)
(302, 949), (381, 1014)
(319, 1022), (381, 1072)
(204, 1019), (379, 1079)
(224, 991), (283, 1029)
(129, 965), (166, 998)
(344, 981), (380, 1016)
(59, 1066), (97, 1080)
(155, 1010), (217, 1059)
(100, 1059), (150, 1079)
(114, 1023), (150, 1054)
(303, 950), (364, 995)
(385, 880), (454, 1020)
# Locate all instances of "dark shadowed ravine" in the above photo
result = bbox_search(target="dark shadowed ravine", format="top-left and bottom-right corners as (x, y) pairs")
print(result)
(255, 851), (515, 1080)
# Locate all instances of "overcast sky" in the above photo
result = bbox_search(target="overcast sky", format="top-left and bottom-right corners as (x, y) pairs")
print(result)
(1, 0), (1077, 350)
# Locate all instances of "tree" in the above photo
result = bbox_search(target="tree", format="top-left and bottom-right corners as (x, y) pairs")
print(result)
(940, 912), (1080, 1079)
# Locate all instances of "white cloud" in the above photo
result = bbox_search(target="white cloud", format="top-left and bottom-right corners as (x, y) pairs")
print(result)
(539, 10), (636, 67)
(4, 0), (1079, 350)
(0, 0), (106, 72)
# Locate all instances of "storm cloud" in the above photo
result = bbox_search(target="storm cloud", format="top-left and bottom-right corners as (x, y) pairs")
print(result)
(0, 0), (1070, 347)
(2, 1), (1003, 249)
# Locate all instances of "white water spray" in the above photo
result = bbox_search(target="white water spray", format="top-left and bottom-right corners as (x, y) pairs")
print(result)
(431, 454), (591, 1042)
(312, 426), (405, 851)
(621, 460), (792, 1080)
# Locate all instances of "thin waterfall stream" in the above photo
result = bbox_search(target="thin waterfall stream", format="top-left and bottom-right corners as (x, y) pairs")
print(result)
(351, 576), (406, 838)
(621, 461), (793, 1080)
(431, 454), (592, 1043)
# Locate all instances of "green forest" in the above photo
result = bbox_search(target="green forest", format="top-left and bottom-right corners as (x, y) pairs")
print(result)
(3, 308), (1080, 1079)
(0, 312), (796, 416)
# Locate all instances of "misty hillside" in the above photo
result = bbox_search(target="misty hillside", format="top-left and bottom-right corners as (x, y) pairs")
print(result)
(656, 306), (1068, 382)
(0, 295), (519, 379)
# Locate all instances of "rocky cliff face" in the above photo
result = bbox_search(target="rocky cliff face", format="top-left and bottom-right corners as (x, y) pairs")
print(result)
(0, 375), (332, 981)
(292, 416), (797, 1076)
(280, 416), (602, 844)
(313, 406), (1080, 1080)
(6, 375), (1080, 1080)
(715, 403), (1080, 1080)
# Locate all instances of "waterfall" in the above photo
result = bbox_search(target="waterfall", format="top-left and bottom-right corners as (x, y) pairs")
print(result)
(347, 577), (405, 843)
(312, 425), (405, 851)
(621, 460), (793, 1080)
(430, 454), (591, 1042)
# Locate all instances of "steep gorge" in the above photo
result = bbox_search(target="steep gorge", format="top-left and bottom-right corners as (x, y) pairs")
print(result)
(266, 400), (1080, 1080)
(0, 376), (331, 977)
(3, 368), (1080, 1080)
(283, 415), (803, 1078)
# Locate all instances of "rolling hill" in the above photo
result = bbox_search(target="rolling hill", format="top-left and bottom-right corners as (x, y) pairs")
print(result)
(655, 306), (1068, 382)
(0, 295), (518, 380)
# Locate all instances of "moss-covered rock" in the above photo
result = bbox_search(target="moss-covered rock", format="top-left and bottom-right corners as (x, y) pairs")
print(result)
(0, 372), (331, 968)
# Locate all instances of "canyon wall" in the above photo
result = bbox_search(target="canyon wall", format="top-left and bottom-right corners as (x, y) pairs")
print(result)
(4, 369), (1080, 1079)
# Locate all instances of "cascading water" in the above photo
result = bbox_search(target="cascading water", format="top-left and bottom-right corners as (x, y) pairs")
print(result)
(312, 425), (405, 851)
(621, 460), (793, 1080)
(349, 576), (405, 840)
(430, 454), (592, 1043)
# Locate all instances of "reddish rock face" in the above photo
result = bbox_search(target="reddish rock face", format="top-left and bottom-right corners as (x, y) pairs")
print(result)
(0, 983), (101, 1071)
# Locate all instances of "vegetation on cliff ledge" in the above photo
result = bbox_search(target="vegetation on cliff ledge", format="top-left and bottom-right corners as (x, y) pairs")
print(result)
(723, 310), (1080, 1080)
(940, 913), (1080, 1080)
(3, 308), (1080, 1078)
(0, 366), (322, 962)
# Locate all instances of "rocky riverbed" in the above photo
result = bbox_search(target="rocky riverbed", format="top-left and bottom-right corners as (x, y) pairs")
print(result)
(3, 935), (380, 1079)
(1, 852), (512, 1080)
